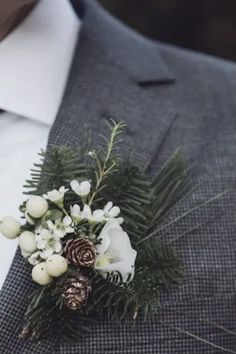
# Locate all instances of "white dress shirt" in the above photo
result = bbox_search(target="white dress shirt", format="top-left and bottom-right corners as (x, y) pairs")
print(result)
(0, 0), (80, 289)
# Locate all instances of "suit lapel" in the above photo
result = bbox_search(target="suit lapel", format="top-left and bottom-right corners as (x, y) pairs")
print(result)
(49, 0), (178, 170)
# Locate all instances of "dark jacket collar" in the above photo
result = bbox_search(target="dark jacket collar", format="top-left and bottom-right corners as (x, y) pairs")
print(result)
(73, 0), (176, 84)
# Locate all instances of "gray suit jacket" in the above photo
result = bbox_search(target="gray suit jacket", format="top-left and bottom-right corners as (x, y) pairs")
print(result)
(1, 0), (236, 353)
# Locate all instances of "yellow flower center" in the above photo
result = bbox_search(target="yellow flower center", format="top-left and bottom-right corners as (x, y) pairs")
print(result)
(95, 253), (113, 267)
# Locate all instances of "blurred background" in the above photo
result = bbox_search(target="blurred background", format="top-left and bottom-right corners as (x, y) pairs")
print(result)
(99, 0), (236, 61)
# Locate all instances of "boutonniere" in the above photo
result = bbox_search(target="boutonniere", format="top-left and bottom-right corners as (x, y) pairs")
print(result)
(0, 121), (210, 341)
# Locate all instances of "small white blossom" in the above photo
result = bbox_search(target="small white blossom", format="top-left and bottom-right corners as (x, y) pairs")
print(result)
(70, 180), (91, 198)
(70, 204), (81, 220)
(29, 251), (41, 265)
(92, 209), (105, 223)
(29, 227), (63, 264)
(40, 248), (55, 260)
(103, 202), (120, 218)
(47, 216), (74, 239)
(29, 216), (74, 265)
(81, 204), (105, 223)
(71, 204), (105, 224)
(35, 229), (53, 249)
(43, 186), (68, 206)
(81, 204), (92, 219)
(88, 150), (95, 157)
(36, 227), (62, 252)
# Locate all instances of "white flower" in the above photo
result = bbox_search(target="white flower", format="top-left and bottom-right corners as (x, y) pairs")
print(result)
(95, 219), (137, 282)
(43, 186), (68, 206)
(35, 228), (52, 249)
(71, 204), (104, 224)
(29, 235), (61, 265)
(92, 209), (105, 223)
(81, 204), (105, 223)
(28, 215), (74, 265)
(81, 204), (92, 219)
(103, 202), (120, 219)
(70, 204), (81, 220)
(70, 180), (91, 198)
(47, 216), (74, 239)
(70, 203), (122, 225)
(88, 150), (95, 157)
(35, 227), (62, 257)
(29, 251), (41, 265)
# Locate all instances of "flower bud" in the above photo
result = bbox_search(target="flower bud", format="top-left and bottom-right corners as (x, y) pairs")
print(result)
(26, 196), (48, 218)
(0, 216), (21, 239)
(19, 231), (37, 253)
(32, 262), (53, 285)
(46, 255), (68, 277)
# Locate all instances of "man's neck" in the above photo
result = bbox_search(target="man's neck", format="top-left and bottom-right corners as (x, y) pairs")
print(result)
(0, 3), (37, 42)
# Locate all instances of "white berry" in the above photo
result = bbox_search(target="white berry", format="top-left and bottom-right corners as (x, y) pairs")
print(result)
(0, 216), (21, 239)
(19, 231), (37, 253)
(32, 263), (53, 285)
(26, 196), (49, 218)
(46, 255), (68, 277)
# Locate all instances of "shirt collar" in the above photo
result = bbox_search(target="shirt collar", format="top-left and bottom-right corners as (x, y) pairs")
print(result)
(0, 0), (80, 126)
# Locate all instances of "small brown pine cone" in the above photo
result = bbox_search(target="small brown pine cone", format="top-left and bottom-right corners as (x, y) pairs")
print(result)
(64, 238), (96, 267)
(63, 273), (92, 311)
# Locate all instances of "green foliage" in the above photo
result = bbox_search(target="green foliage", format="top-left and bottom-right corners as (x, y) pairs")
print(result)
(89, 268), (155, 322)
(21, 279), (93, 342)
(97, 150), (189, 244)
(21, 120), (189, 341)
(24, 146), (87, 196)
(137, 240), (184, 289)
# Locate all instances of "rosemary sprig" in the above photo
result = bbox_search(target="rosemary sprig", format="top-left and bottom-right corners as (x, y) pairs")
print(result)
(88, 120), (125, 205)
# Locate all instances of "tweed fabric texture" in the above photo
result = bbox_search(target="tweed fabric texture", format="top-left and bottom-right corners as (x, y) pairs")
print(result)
(1, 0), (236, 353)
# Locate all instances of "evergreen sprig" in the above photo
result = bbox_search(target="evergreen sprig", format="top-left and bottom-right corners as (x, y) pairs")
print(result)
(24, 146), (87, 196)
(20, 120), (190, 341)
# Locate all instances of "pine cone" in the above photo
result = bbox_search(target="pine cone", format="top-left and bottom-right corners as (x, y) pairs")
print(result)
(64, 238), (96, 267)
(63, 273), (92, 311)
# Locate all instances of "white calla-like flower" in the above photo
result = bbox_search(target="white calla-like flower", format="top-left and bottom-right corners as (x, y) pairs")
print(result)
(70, 180), (91, 198)
(95, 219), (137, 282)
(103, 202), (120, 219)
(43, 186), (68, 206)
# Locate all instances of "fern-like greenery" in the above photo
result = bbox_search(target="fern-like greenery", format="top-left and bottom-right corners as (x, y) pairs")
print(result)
(21, 120), (189, 341)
